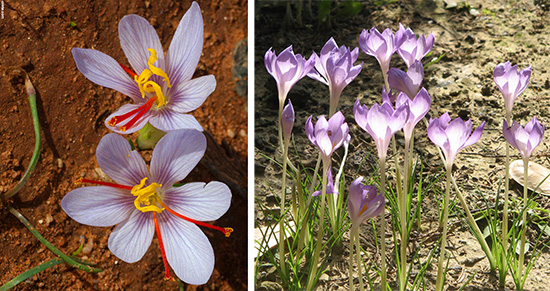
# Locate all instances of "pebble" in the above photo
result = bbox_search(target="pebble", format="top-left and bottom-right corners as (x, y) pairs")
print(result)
(227, 129), (235, 138)
(239, 129), (246, 137)
(56, 158), (63, 169)
(82, 237), (94, 255)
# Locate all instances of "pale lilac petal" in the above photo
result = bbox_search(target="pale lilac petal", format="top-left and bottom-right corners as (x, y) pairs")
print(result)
(427, 119), (448, 149)
(150, 130), (206, 187)
(104, 103), (153, 134)
(163, 182), (231, 221)
(61, 186), (134, 227)
(503, 119), (520, 151)
(149, 110), (203, 132)
(168, 75), (216, 113)
(157, 212), (214, 285)
(72, 48), (141, 100)
(305, 116), (316, 144)
(281, 100), (295, 142)
(307, 52), (329, 85)
(463, 121), (485, 148)
(96, 133), (149, 185)
(108, 210), (154, 263)
(166, 2), (203, 85)
(119, 15), (165, 75)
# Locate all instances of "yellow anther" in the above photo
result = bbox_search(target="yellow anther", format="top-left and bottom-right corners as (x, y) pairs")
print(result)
(147, 48), (171, 88)
(132, 49), (171, 108)
(224, 227), (234, 237)
(358, 203), (369, 217)
(131, 178), (164, 213)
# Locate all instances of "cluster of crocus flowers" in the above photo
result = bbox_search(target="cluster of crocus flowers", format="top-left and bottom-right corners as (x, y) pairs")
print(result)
(62, 130), (232, 284)
(72, 2), (214, 134)
(307, 37), (363, 115)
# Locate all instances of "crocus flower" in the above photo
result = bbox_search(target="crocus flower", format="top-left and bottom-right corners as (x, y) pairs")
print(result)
(395, 88), (431, 142)
(348, 177), (385, 226)
(427, 113), (485, 168)
(307, 37), (363, 115)
(493, 61), (532, 118)
(281, 100), (295, 144)
(61, 130), (232, 284)
(305, 111), (349, 163)
(503, 117), (544, 160)
(397, 24), (435, 68)
(354, 99), (409, 161)
(72, 2), (213, 134)
(388, 60), (424, 99)
(359, 26), (405, 76)
(265, 46), (315, 113)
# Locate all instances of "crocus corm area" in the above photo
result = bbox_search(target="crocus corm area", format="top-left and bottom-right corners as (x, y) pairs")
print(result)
(61, 130), (232, 284)
(503, 117), (544, 160)
(427, 112), (485, 168)
(72, 2), (214, 134)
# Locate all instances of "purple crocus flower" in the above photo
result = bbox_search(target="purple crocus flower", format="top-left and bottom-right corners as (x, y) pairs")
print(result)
(493, 61), (532, 118)
(359, 26), (405, 77)
(72, 2), (214, 134)
(397, 24), (435, 68)
(395, 88), (431, 142)
(503, 117), (545, 160)
(281, 100), (295, 143)
(307, 37), (363, 115)
(265, 46), (315, 112)
(427, 113), (485, 168)
(388, 60), (424, 99)
(354, 99), (409, 161)
(348, 177), (385, 226)
(61, 130), (232, 284)
(305, 111), (349, 163)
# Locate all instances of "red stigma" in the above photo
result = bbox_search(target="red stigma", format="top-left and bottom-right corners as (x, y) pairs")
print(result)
(108, 96), (157, 131)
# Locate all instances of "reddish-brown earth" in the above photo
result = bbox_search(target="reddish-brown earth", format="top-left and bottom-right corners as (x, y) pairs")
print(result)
(0, 0), (247, 290)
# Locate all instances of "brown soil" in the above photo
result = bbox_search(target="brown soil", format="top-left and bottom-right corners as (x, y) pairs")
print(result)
(255, 0), (550, 290)
(0, 0), (247, 290)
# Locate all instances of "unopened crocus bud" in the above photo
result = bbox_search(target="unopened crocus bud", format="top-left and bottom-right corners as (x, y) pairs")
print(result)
(503, 117), (544, 160)
(427, 113), (485, 168)
(281, 100), (295, 143)
(493, 61), (532, 118)
(348, 177), (385, 226)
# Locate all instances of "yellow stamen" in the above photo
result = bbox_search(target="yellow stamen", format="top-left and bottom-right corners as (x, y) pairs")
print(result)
(131, 177), (164, 213)
(358, 202), (369, 217)
(133, 48), (171, 108)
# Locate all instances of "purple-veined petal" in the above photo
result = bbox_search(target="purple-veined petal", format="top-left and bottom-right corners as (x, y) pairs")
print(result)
(104, 103), (153, 134)
(119, 14), (165, 75)
(61, 186), (134, 227)
(96, 133), (149, 186)
(166, 2), (203, 85)
(108, 210), (154, 263)
(168, 75), (216, 113)
(149, 110), (203, 132)
(72, 48), (141, 100)
(150, 130), (206, 187)
(163, 181), (231, 221)
(157, 212), (214, 285)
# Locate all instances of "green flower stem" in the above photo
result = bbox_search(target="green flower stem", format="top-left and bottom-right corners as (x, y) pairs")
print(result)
(502, 113), (512, 282)
(349, 225), (356, 291)
(8, 206), (102, 273)
(306, 162), (329, 291)
(518, 157), (529, 283)
(435, 165), (452, 291)
(3, 75), (40, 199)
(279, 140), (290, 275)
(354, 226), (365, 291)
(399, 137), (411, 291)
(451, 175), (496, 268)
(379, 158), (387, 291)
(0, 258), (65, 291)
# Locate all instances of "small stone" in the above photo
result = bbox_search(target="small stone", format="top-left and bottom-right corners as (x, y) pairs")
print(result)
(227, 129), (235, 138)
(82, 237), (94, 255)
(239, 129), (246, 137)
(56, 158), (63, 169)
(258, 281), (282, 291)
(319, 273), (330, 281)
(44, 214), (54, 226)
